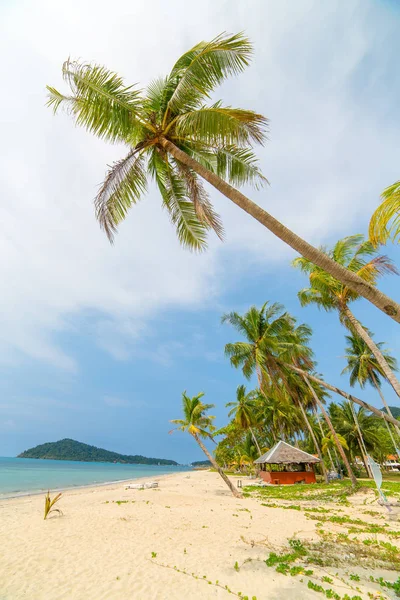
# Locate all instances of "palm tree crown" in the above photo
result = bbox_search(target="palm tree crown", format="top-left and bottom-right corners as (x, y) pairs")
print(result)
(293, 234), (397, 316)
(342, 333), (398, 389)
(226, 384), (258, 429)
(170, 391), (215, 438)
(47, 33), (267, 249)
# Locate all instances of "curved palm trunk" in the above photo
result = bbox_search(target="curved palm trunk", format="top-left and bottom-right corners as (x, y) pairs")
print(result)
(301, 375), (358, 486)
(370, 372), (400, 442)
(371, 373), (400, 451)
(160, 138), (400, 323)
(316, 411), (336, 471)
(192, 432), (242, 498)
(349, 401), (372, 478)
(249, 426), (262, 456)
(297, 400), (329, 483)
(342, 306), (400, 399)
(288, 365), (400, 428)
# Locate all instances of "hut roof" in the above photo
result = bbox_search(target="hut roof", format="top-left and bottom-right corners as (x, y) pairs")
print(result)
(254, 440), (320, 465)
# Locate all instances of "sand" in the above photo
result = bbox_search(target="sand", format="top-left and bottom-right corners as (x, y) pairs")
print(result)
(0, 470), (396, 599)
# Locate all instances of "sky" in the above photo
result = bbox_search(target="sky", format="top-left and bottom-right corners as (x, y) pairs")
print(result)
(0, 0), (399, 463)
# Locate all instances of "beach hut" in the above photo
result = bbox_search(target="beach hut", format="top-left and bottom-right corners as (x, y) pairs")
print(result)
(254, 440), (320, 485)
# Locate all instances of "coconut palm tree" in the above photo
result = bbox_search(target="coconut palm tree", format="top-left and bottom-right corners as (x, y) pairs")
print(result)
(369, 180), (400, 247)
(226, 384), (261, 454)
(293, 235), (400, 398)
(170, 391), (241, 498)
(47, 33), (400, 322)
(222, 301), (302, 391)
(342, 332), (400, 447)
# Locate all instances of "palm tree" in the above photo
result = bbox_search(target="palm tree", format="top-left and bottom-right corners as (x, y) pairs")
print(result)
(170, 391), (241, 498)
(342, 332), (400, 447)
(369, 180), (400, 247)
(226, 385), (261, 454)
(222, 301), (298, 390)
(47, 33), (400, 322)
(293, 235), (400, 398)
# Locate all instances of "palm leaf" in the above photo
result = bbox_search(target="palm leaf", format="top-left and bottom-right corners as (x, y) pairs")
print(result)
(94, 151), (147, 242)
(150, 153), (210, 251)
(172, 104), (267, 146)
(173, 159), (224, 240)
(369, 181), (400, 246)
(166, 32), (253, 114)
(47, 59), (145, 143)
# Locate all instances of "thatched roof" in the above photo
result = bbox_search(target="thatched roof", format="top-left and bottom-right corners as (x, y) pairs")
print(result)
(254, 440), (320, 465)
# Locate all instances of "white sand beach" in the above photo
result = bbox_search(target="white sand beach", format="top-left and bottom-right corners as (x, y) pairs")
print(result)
(0, 470), (398, 600)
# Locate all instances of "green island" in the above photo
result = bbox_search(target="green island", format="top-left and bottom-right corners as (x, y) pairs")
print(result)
(17, 438), (178, 465)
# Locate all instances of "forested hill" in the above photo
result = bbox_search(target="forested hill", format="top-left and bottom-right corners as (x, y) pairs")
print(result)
(381, 406), (400, 418)
(17, 439), (178, 465)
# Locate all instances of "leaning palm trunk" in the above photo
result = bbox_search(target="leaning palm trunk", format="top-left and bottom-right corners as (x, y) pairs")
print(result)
(316, 412), (336, 471)
(160, 138), (400, 323)
(192, 433), (242, 498)
(370, 371), (400, 443)
(349, 401), (372, 478)
(249, 426), (262, 456)
(301, 375), (358, 486)
(342, 306), (400, 399)
(288, 365), (400, 428)
(297, 400), (329, 483)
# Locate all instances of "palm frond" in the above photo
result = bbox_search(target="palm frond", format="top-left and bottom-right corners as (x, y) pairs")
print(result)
(166, 32), (253, 114)
(47, 59), (145, 143)
(94, 151), (147, 242)
(369, 181), (400, 246)
(173, 160), (224, 240)
(215, 145), (268, 189)
(150, 153), (210, 251)
(172, 104), (267, 146)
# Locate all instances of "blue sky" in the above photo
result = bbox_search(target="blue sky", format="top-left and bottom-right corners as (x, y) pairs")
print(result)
(0, 0), (399, 462)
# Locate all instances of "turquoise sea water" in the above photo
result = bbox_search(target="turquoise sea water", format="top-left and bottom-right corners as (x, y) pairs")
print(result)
(0, 457), (191, 499)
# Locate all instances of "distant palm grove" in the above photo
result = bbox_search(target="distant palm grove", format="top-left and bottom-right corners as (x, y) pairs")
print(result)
(47, 32), (400, 492)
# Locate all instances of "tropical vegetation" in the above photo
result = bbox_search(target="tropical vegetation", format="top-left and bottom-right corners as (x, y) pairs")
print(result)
(213, 300), (400, 485)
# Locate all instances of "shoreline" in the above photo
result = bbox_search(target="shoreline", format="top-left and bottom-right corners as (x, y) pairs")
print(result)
(0, 469), (191, 502)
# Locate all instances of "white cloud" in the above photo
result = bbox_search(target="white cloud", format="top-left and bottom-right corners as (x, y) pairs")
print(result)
(0, 0), (398, 368)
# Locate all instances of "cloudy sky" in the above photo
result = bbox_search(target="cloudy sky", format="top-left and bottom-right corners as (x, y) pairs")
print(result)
(1, 0), (399, 462)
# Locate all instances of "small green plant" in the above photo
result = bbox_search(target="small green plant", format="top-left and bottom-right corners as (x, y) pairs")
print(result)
(349, 574), (360, 582)
(151, 552), (157, 558)
(322, 576), (333, 584)
(234, 561), (240, 572)
(44, 491), (62, 520)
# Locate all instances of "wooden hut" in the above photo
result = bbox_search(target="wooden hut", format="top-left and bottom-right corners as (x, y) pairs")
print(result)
(254, 440), (320, 485)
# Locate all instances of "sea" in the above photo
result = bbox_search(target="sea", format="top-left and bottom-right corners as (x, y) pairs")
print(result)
(0, 457), (191, 499)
